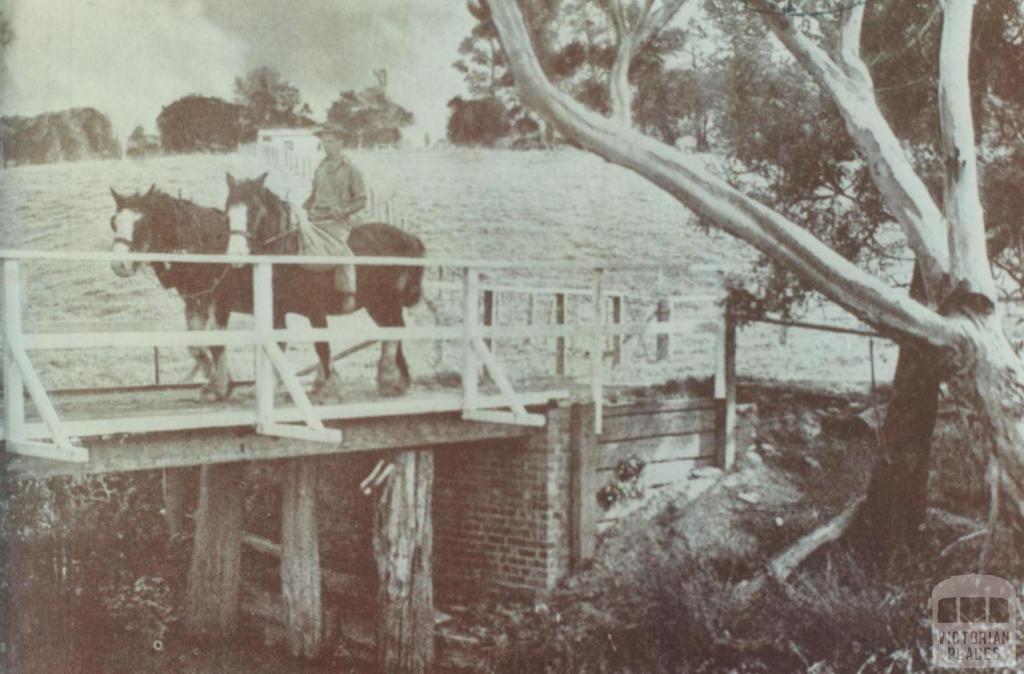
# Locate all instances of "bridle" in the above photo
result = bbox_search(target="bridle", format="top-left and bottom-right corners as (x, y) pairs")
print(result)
(235, 193), (300, 254)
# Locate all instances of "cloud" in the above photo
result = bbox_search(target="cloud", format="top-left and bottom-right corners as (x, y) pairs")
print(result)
(0, 0), (474, 143)
(196, 0), (475, 142)
(1, 0), (248, 138)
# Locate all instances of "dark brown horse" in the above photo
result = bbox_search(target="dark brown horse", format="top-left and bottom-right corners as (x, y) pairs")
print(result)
(110, 185), (244, 400)
(109, 181), (425, 401)
(223, 172), (425, 399)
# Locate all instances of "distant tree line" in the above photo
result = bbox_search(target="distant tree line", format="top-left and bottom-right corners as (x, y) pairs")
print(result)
(157, 66), (414, 154)
(0, 108), (120, 166)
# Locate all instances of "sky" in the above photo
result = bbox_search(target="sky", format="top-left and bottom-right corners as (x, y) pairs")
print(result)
(0, 0), (475, 145)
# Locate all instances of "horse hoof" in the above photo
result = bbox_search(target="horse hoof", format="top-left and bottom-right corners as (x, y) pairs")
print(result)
(377, 380), (408, 398)
(311, 371), (344, 403)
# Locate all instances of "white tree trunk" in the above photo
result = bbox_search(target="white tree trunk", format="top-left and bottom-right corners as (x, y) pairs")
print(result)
(947, 315), (1024, 522)
(609, 38), (634, 127)
(938, 0), (997, 303)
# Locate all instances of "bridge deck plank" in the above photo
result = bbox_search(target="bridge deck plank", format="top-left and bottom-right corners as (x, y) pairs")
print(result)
(2, 378), (570, 478)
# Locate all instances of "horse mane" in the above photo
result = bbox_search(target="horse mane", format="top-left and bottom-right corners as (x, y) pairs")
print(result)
(127, 189), (227, 255)
(249, 183), (296, 254)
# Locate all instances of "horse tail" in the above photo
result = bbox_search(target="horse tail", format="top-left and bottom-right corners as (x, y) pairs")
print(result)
(402, 238), (427, 308)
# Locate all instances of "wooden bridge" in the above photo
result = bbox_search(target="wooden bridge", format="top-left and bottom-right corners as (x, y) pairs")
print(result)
(0, 247), (744, 669)
(1, 248), (738, 472)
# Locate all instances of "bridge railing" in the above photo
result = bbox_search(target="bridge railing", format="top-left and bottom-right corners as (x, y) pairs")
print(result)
(0, 249), (734, 464)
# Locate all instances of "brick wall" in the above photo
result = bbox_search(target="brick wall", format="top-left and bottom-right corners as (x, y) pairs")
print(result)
(433, 405), (572, 598)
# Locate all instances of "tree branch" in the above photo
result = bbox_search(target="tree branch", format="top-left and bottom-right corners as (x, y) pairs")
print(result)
(836, 0), (868, 81)
(637, 0), (700, 47)
(749, 0), (952, 304)
(939, 0), (998, 306)
(489, 0), (957, 347)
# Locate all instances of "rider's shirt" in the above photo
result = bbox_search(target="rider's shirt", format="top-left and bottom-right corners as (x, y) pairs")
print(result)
(303, 155), (367, 233)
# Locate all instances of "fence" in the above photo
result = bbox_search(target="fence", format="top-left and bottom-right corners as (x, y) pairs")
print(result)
(0, 249), (737, 467)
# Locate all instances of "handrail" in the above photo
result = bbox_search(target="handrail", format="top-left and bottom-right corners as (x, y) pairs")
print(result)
(0, 248), (705, 272)
(0, 249), (731, 454)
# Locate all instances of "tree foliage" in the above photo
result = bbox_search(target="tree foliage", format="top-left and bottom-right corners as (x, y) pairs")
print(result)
(447, 96), (511, 145)
(0, 11), (13, 49)
(326, 85), (414, 148)
(233, 66), (314, 141)
(0, 108), (121, 166)
(126, 125), (161, 159)
(452, 0), (700, 146)
(156, 95), (244, 153)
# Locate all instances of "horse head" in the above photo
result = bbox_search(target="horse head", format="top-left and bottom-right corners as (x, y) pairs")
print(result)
(224, 172), (272, 258)
(109, 184), (160, 277)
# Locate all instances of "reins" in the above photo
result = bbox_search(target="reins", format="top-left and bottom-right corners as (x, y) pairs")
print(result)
(175, 265), (234, 300)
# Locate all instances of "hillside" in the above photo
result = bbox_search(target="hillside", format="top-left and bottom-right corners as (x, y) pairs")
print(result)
(0, 107), (121, 167)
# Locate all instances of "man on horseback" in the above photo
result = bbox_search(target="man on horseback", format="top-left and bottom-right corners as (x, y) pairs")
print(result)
(301, 122), (366, 313)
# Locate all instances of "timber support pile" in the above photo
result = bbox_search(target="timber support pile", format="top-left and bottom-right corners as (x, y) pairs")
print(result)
(185, 462), (244, 637)
(374, 449), (435, 673)
(280, 458), (323, 658)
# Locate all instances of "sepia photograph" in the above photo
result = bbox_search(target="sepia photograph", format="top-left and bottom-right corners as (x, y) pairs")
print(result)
(0, 0), (1022, 671)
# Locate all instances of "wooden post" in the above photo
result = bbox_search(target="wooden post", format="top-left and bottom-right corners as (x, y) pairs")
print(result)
(555, 293), (566, 376)
(373, 450), (435, 673)
(162, 467), (192, 537)
(254, 263), (275, 428)
(569, 403), (598, 568)
(591, 270), (604, 435)
(280, 458), (322, 659)
(610, 295), (622, 367)
(3, 260), (25, 445)
(714, 308), (737, 469)
(185, 462), (244, 638)
(482, 288), (495, 353)
(462, 269), (479, 412)
(656, 298), (671, 361)
(526, 293), (535, 345)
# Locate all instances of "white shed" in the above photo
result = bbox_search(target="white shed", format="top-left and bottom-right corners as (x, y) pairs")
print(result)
(257, 128), (322, 157)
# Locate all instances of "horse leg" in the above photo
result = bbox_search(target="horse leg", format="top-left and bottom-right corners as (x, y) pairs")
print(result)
(309, 311), (344, 403)
(206, 301), (234, 401)
(366, 296), (409, 397)
(185, 301), (213, 386)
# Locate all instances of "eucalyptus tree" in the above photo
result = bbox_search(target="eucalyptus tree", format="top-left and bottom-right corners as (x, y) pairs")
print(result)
(489, 0), (1024, 540)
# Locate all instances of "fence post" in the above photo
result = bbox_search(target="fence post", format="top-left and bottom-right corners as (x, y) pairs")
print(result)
(253, 262), (275, 428)
(3, 260), (25, 444)
(482, 288), (495, 353)
(591, 269), (604, 435)
(462, 268), (480, 412)
(714, 306), (737, 469)
(555, 293), (566, 376)
(610, 295), (622, 367)
(656, 298), (671, 361)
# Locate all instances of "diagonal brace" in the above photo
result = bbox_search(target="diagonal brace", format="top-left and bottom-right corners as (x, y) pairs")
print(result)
(259, 340), (341, 444)
(8, 343), (88, 462)
(464, 337), (545, 426)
